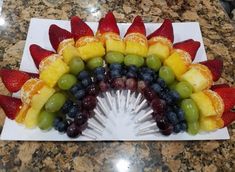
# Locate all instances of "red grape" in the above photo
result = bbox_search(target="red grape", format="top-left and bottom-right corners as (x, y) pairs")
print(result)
(111, 78), (125, 90)
(137, 81), (147, 93)
(82, 96), (97, 110)
(143, 87), (156, 102)
(86, 84), (99, 96)
(99, 81), (109, 92)
(151, 98), (166, 114)
(125, 78), (137, 91)
(66, 122), (81, 138)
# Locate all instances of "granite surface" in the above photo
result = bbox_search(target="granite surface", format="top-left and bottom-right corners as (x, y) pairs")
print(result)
(0, 0), (235, 171)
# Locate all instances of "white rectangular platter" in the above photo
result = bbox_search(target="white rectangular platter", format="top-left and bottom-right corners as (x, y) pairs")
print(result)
(0, 18), (230, 141)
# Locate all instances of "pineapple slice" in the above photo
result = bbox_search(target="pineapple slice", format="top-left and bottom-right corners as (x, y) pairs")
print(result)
(15, 104), (30, 123)
(30, 85), (55, 110)
(106, 39), (125, 54)
(124, 33), (148, 57)
(40, 56), (69, 87)
(164, 50), (191, 80)
(24, 107), (41, 128)
(62, 45), (81, 64)
(181, 64), (212, 92)
(199, 116), (224, 131)
(191, 92), (217, 117)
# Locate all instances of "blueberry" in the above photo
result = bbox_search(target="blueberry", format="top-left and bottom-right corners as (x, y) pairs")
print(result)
(74, 89), (85, 100)
(180, 122), (187, 131)
(140, 67), (154, 76)
(68, 106), (79, 118)
(77, 70), (90, 80)
(81, 77), (92, 87)
(165, 93), (174, 104)
(70, 83), (83, 94)
(177, 109), (185, 122)
(110, 64), (122, 71)
(53, 117), (63, 130)
(156, 78), (167, 89)
(57, 121), (68, 132)
(122, 68), (127, 76)
(110, 69), (122, 79)
(126, 71), (137, 78)
(173, 124), (181, 133)
(142, 73), (154, 83)
(96, 74), (105, 81)
(151, 83), (162, 94)
(61, 100), (73, 114)
(94, 67), (105, 75)
(166, 111), (178, 125)
(170, 90), (180, 101)
(128, 65), (138, 73)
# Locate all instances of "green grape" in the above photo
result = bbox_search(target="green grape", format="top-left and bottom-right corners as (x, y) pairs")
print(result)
(58, 74), (77, 90)
(105, 51), (125, 64)
(87, 57), (103, 70)
(187, 122), (199, 135)
(38, 111), (56, 130)
(169, 80), (178, 90)
(146, 55), (161, 71)
(181, 99), (199, 123)
(69, 57), (85, 75)
(45, 93), (66, 112)
(124, 54), (144, 67)
(175, 81), (193, 99)
(159, 66), (175, 85)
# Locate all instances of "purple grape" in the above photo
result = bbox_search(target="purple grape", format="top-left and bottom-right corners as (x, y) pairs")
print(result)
(99, 81), (109, 92)
(151, 98), (166, 115)
(143, 87), (156, 102)
(111, 78), (125, 90)
(66, 123), (81, 138)
(125, 78), (137, 91)
(82, 96), (97, 110)
(86, 84), (100, 96)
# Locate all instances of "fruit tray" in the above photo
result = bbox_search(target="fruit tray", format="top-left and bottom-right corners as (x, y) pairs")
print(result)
(0, 18), (230, 141)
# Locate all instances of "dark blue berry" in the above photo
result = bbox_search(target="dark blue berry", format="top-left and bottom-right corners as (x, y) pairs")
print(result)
(81, 77), (92, 87)
(166, 111), (178, 125)
(170, 90), (180, 101)
(77, 70), (90, 80)
(74, 89), (86, 100)
(173, 124), (181, 133)
(156, 78), (167, 89)
(96, 74), (105, 81)
(68, 106), (79, 118)
(94, 67), (105, 75)
(177, 109), (185, 122)
(165, 93), (174, 104)
(53, 117), (63, 130)
(180, 122), (187, 131)
(151, 83), (162, 94)
(142, 73), (154, 83)
(110, 70), (121, 79)
(61, 100), (73, 114)
(140, 67), (154, 76)
(122, 68), (127, 75)
(57, 121), (68, 132)
(128, 65), (138, 73)
(70, 83), (83, 94)
(126, 71), (137, 78)
(110, 63), (122, 71)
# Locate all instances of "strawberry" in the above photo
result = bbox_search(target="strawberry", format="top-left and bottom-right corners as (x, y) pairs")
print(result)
(49, 24), (74, 51)
(0, 69), (30, 92)
(173, 39), (200, 61)
(214, 87), (235, 112)
(97, 11), (120, 35)
(29, 44), (55, 69)
(147, 19), (174, 43)
(200, 59), (223, 82)
(221, 111), (235, 127)
(71, 16), (94, 41)
(125, 16), (146, 36)
(211, 83), (229, 91)
(0, 95), (22, 119)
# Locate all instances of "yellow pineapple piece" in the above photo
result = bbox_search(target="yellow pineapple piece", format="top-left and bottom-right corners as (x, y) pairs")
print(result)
(40, 57), (69, 87)
(78, 42), (105, 61)
(62, 45), (81, 64)
(57, 38), (75, 55)
(124, 33), (148, 57)
(15, 104), (30, 123)
(148, 37), (172, 61)
(199, 116), (224, 131)
(24, 107), (41, 128)
(31, 85), (55, 110)
(191, 92), (217, 117)
(106, 39), (125, 54)
(180, 64), (213, 92)
(164, 50), (191, 80)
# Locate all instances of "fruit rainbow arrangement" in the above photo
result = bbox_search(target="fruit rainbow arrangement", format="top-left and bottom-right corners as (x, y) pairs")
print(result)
(0, 12), (235, 139)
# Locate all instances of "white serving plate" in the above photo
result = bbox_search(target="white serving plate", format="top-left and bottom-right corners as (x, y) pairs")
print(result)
(0, 18), (230, 141)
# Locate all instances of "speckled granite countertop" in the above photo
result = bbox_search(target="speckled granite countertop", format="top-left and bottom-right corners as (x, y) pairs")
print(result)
(0, 0), (234, 171)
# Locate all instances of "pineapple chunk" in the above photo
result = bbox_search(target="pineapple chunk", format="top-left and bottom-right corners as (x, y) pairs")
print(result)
(125, 40), (148, 57)
(199, 117), (224, 131)
(62, 45), (81, 64)
(181, 68), (209, 92)
(24, 107), (41, 128)
(31, 86), (55, 110)
(191, 92), (217, 117)
(164, 52), (190, 79)
(40, 58), (69, 87)
(78, 42), (105, 61)
(148, 43), (170, 61)
(106, 39), (125, 54)
(15, 104), (30, 123)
